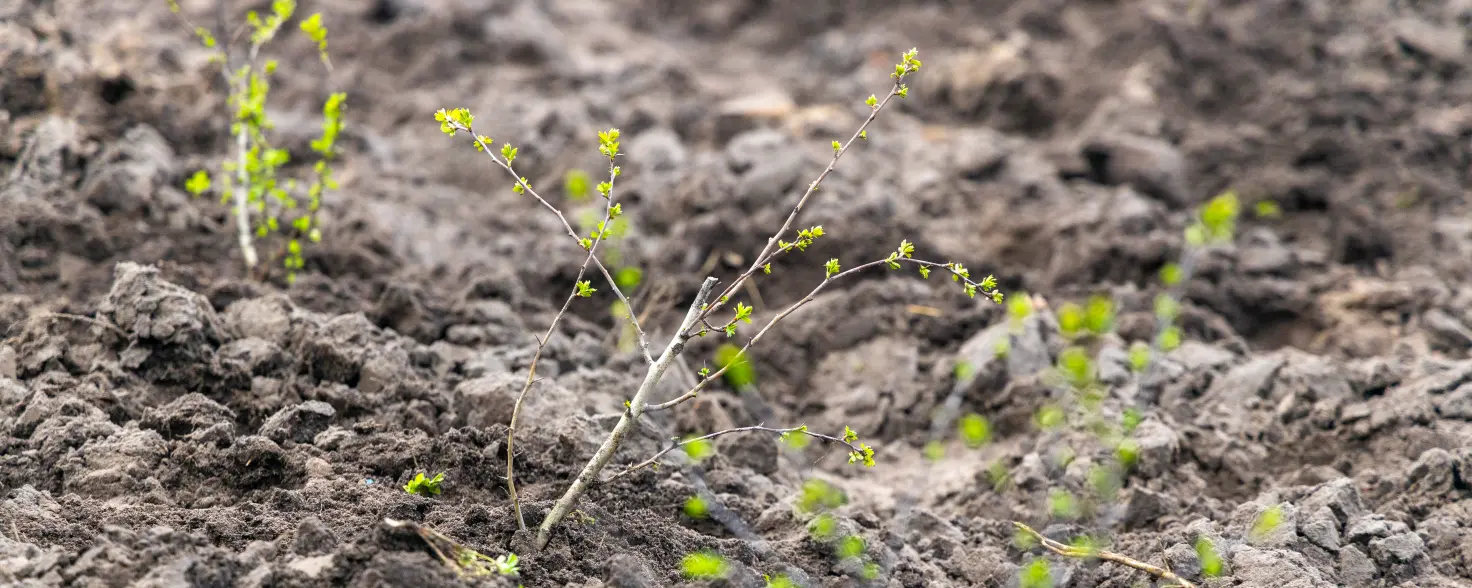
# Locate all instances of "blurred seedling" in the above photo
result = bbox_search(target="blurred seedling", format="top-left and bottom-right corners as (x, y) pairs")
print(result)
(434, 48), (1004, 552)
(167, 0), (345, 284)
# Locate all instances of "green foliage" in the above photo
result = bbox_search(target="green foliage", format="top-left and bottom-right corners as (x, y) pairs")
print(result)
(681, 551), (729, 580)
(958, 413), (992, 448)
(796, 479), (847, 514)
(714, 343), (755, 389)
(171, 0), (343, 283)
(764, 574), (800, 588)
(683, 496), (709, 519)
(564, 168), (592, 200)
(1195, 537), (1225, 576)
(836, 535), (866, 559)
(1254, 198), (1282, 219)
(1047, 488), (1078, 520)
(404, 472), (444, 496)
(491, 553), (520, 576)
(1250, 504), (1284, 543)
(1019, 558), (1054, 588)
(682, 437), (715, 462)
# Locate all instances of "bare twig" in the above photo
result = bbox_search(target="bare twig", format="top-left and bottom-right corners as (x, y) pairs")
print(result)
(534, 277), (719, 550)
(506, 160), (623, 530)
(1013, 522), (1199, 588)
(683, 81), (908, 337)
(384, 519), (520, 579)
(612, 424), (866, 479)
(648, 257), (993, 412)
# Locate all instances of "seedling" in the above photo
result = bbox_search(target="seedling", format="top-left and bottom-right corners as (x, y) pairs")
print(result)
(434, 48), (1003, 551)
(403, 471), (444, 496)
(166, 0), (345, 284)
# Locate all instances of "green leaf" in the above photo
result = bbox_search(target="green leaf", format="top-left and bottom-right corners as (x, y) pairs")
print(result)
(1128, 341), (1151, 372)
(403, 472), (445, 496)
(958, 413), (991, 448)
(1196, 537), (1225, 576)
(564, 169), (591, 200)
(680, 551), (728, 580)
(614, 266), (643, 292)
(682, 437), (714, 462)
(715, 343), (759, 389)
(184, 170), (212, 196)
(1250, 504), (1284, 543)
(1019, 557), (1054, 588)
(836, 535), (866, 559)
(1159, 262), (1183, 286)
(683, 496), (709, 519)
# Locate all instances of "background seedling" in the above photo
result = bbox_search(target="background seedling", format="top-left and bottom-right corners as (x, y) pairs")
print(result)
(167, 0), (345, 283)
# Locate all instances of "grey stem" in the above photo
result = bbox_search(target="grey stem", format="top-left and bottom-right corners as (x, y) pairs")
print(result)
(534, 276), (719, 550)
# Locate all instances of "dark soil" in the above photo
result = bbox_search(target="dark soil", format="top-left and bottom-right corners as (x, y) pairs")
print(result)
(4, 0), (1472, 586)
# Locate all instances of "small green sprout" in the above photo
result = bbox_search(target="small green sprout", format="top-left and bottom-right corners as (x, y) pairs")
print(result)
(575, 280), (596, 298)
(404, 472), (445, 496)
(1083, 294), (1114, 335)
(493, 553), (520, 576)
(836, 535), (866, 559)
(681, 551), (729, 580)
(1158, 325), (1182, 351)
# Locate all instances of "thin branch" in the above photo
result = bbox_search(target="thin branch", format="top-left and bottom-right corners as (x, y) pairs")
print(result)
(534, 277), (719, 550)
(1013, 522), (1199, 588)
(684, 82), (906, 337)
(649, 256), (994, 412)
(505, 160), (622, 530)
(611, 424), (866, 479)
(454, 130), (655, 365)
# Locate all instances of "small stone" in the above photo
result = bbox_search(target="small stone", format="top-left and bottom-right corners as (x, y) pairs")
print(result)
(1300, 507), (1341, 551)
(1369, 532), (1426, 565)
(1337, 545), (1377, 587)
(1345, 515), (1405, 544)
(305, 457), (333, 480)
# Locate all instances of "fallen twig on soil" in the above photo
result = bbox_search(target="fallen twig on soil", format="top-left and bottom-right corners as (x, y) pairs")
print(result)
(1012, 522), (1198, 588)
(383, 519), (520, 578)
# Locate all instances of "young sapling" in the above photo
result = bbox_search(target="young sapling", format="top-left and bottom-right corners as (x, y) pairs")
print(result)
(435, 48), (1003, 551)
